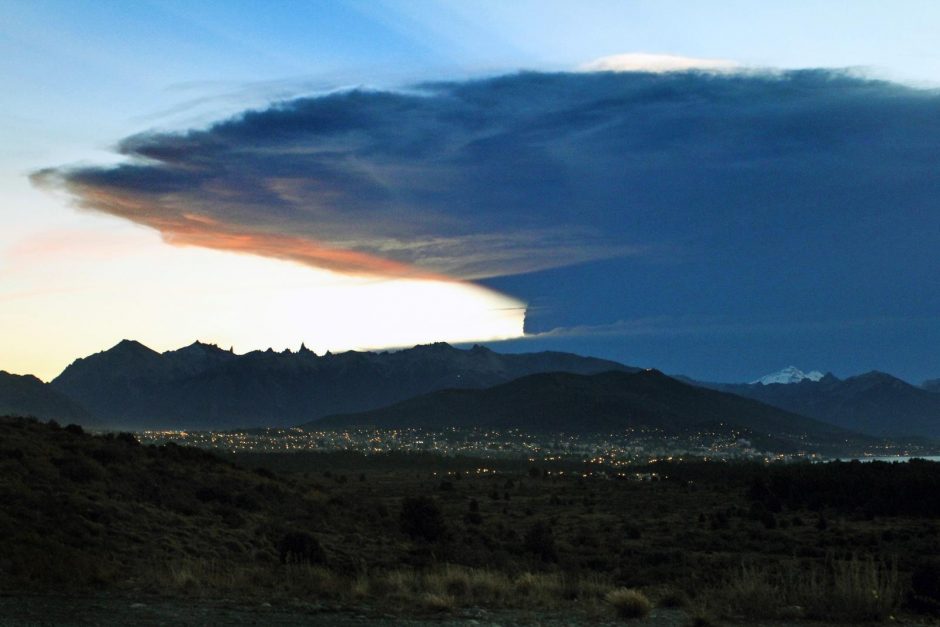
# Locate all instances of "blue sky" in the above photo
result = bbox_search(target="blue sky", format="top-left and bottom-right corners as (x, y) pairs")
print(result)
(2, 1), (939, 383)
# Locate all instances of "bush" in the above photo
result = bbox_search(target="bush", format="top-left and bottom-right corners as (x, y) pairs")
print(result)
(115, 432), (139, 446)
(657, 587), (689, 608)
(276, 530), (326, 565)
(523, 521), (557, 562)
(53, 456), (103, 483)
(911, 558), (940, 614)
(605, 587), (651, 619)
(400, 496), (447, 543)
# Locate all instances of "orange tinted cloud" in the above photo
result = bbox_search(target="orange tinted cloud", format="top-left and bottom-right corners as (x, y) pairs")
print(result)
(35, 176), (442, 280)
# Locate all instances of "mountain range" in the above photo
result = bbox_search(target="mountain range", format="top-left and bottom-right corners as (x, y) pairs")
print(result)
(698, 372), (940, 439)
(47, 340), (636, 430)
(0, 340), (937, 441)
(314, 369), (866, 452)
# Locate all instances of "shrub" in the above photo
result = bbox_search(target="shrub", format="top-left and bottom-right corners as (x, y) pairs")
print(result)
(911, 558), (940, 614)
(253, 467), (276, 480)
(400, 496), (446, 543)
(657, 587), (690, 608)
(686, 613), (719, 627)
(276, 530), (326, 565)
(53, 456), (103, 483)
(523, 521), (557, 562)
(606, 587), (652, 619)
(115, 432), (139, 446)
(464, 511), (483, 525)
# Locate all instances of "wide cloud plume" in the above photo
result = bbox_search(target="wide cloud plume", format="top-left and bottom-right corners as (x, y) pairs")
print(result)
(34, 69), (940, 285)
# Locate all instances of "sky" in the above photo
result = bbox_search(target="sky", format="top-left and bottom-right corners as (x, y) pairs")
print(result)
(2, 0), (939, 384)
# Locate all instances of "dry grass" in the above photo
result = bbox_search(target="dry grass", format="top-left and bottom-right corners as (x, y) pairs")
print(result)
(605, 588), (652, 619)
(420, 592), (456, 612)
(814, 556), (900, 621)
(422, 565), (508, 604)
(152, 559), (249, 594)
(713, 556), (900, 622)
(143, 549), (901, 623)
(147, 561), (617, 613)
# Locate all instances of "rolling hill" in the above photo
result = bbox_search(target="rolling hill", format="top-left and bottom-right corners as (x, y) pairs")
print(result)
(0, 370), (91, 424)
(313, 369), (868, 451)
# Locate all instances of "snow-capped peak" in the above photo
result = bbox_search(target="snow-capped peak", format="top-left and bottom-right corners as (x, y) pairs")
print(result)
(751, 366), (824, 385)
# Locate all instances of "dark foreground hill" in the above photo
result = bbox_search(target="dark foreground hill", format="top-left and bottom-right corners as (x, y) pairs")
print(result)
(0, 370), (91, 424)
(0, 416), (331, 589)
(313, 370), (867, 452)
(49, 341), (638, 430)
(704, 372), (940, 439)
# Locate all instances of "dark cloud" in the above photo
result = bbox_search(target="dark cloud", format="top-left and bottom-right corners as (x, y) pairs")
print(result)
(33, 70), (940, 379)
(37, 69), (938, 281)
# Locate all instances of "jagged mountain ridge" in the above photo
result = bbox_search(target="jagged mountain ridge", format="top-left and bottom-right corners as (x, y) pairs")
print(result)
(692, 371), (940, 439)
(751, 366), (824, 385)
(312, 369), (868, 452)
(49, 340), (639, 430)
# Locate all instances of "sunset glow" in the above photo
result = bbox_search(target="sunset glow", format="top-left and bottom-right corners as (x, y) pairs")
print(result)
(1, 224), (524, 380)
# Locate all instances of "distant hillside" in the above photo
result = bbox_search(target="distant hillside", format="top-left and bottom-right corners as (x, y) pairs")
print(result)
(698, 372), (940, 439)
(314, 370), (866, 451)
(923, 378), (940, 394)
(50, 340), (638, 430)
(0, 370), (91, 424)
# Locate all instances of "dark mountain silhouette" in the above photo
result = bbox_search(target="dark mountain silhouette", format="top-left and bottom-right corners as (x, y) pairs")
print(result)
(50, 340), (638, 430)
(689, 372), (940, 439)
(0, 370), (92, 424)
(923, 378), (940, 394)
(313, 369), (866, 451)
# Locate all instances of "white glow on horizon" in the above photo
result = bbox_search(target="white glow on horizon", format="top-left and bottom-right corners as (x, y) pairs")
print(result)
(0, 224), (525, 381)
(581, 53), (738, 73)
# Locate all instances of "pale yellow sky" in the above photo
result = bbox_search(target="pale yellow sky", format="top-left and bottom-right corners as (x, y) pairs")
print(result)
(0, 203), (525, 381)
